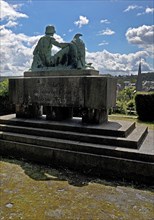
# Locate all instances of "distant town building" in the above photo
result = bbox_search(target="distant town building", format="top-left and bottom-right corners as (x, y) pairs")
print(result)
(143, 81), (154, 92)
(124, 81), (130, 88)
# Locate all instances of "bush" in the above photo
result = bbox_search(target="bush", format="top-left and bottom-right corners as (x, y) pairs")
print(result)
(115, 100), (127, 114)
(127, 99), (135, 109)
(0, 79), (8, 96)
(0, 79), (15, 115)
(135, 92), (154, 121)
(114, 87), (136, 115)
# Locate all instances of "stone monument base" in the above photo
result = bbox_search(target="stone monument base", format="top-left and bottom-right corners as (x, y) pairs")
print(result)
(0, 114), (153, 185)
(45, 106), (73, 121)
(9, 69), (117, 124)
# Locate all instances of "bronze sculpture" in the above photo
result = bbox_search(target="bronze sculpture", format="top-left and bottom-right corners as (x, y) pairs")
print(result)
(31, 25), (87, 70)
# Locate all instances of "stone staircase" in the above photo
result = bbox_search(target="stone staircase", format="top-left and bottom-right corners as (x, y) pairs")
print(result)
(0, 114), (154, 184)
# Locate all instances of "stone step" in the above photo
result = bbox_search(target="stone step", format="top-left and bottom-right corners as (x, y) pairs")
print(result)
(0, 114), (135, 138)
(0, 138), (154, 184)
(0, 114), (153, 184)
(0, 123), (148, 149)
(0, 131), (152, 162)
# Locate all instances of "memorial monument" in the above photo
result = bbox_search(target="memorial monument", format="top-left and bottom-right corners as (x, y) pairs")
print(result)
(1, 25), (152, 184)
(9, 25), (117, 124)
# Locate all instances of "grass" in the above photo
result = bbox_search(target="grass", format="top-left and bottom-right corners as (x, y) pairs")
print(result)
(109, 114), (154, 130)
(1, 157), (154, 220)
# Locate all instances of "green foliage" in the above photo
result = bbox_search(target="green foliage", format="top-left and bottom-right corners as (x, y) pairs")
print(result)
(0, 79), (9, 96)
(116, 87), (136, 114)
(0, 79), (13, 115)
(135, 92), (154, 121)
(116, 100), (128, 114)
(127, 99), (135, 109)
(117, 87), (136, 102)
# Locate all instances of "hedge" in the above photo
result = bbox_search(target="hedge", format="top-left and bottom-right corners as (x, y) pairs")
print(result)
(0, 94), (15, 115)
(135, 92), (154, 121)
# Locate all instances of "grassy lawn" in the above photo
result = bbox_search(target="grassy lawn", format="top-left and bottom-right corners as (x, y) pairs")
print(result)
(109, 114), (154, 130)
(1, 158), (154, 220)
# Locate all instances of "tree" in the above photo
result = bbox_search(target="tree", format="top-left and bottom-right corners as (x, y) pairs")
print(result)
(0, 79), (8, 96)
(115, 87), (136, 114)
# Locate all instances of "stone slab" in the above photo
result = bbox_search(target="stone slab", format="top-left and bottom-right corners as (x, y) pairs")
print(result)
(0, 123), (147, 149)
(0, 114), (153, 184)
(0, 114), (150, 149)
(24, 69), (99, 77)
(0, 115), (151, 157)
(0, 114), (135, 137)
(0, 136), (153, 184)
(9, 76), (117, 109)
(0, 128), (153, 161)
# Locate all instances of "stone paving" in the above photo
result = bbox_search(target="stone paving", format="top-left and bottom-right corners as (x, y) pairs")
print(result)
(0, 158), (154, 220)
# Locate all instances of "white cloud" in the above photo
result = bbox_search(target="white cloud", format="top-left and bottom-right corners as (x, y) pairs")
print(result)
(1, 24), (152, 76)
(1, 20), (18, 28)
(0, 1), (152, 76)
(0, 0), (28, 21)
(100, 19), (110, 24)
(98, 41), (109, 46)
(126, 25), (154, 54)
(145, 7), (154, 14)
(12, 3), (24, 10)
(74, 16), (89, 28)
(123, 5), (143, 12)
(0, 0), (72, 76)
(86, 50), (151, 74)
(0, 25), (66, 76)
(68, 29), (73, 32)
(98, 28), (115, 36)
(137, 7), (154, 16)
(0, 27), (38, 76)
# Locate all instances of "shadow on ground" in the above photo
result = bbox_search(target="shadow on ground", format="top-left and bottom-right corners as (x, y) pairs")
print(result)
(1, 156), (154, 191)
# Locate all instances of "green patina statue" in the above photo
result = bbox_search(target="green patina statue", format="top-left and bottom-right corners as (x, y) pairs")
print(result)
(31, 25), (88, 70)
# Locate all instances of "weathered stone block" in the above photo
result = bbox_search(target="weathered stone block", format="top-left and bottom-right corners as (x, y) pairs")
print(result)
(24, 69), (99, 77)
(9, 70), (117, 123)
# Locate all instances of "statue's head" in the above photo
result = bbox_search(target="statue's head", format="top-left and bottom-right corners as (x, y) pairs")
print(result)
(45, 25), (56, 35)
(74, 33), (83, 38)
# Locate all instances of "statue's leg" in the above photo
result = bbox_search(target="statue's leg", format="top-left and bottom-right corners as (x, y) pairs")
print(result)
(53, 47), (69, 66)
(53, 44), (78, 68)
(31, 54), (43, 69)
(45, 52), (52, 67)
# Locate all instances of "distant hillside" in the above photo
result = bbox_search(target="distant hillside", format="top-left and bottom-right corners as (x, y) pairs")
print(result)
(114, 72), (154, 85)
(142, 72), (154, 81)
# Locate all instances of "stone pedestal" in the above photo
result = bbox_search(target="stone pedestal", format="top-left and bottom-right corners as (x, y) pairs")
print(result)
(46, 106), (73, 121)
(82, 108), (108, 124)
(9, 69), (117, 124)
(16, 104), (42, 119)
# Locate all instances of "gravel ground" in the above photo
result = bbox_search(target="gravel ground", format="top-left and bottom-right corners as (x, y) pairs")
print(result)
(0, 158), (154, 220)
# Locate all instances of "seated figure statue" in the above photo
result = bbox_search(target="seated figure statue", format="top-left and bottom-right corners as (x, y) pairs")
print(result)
(31, 25), (86, 70)
(54, 33), (85, 69)
(31, 25), (69, 69)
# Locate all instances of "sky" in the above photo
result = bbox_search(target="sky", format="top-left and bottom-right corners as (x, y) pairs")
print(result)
(0, 0), (154, 76)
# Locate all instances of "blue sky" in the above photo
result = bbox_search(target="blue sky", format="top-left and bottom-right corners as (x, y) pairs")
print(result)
(0, 0), (154, 76)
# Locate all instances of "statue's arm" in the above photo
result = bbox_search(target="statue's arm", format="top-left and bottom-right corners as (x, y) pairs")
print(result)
(51, 38), (69, 48)
(33, 44), (38, 55)
(33, 38), (42, 55)
(61, 43), (70, 48)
